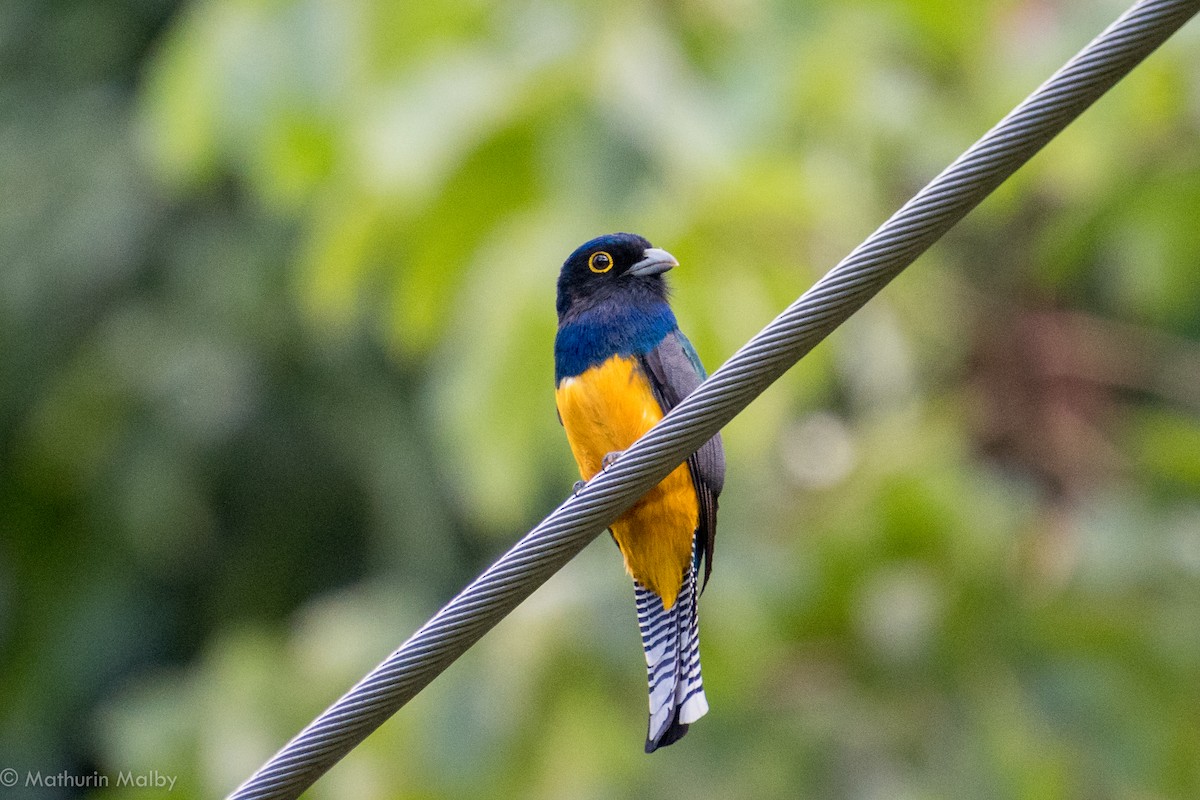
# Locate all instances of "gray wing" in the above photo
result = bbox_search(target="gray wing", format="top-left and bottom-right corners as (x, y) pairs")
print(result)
(639, 329), (725, 588)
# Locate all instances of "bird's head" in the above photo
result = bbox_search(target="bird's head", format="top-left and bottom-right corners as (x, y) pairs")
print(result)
(556, 232), (679, 319)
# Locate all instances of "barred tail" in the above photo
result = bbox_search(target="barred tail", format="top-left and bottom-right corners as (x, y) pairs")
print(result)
(635, 556), (708, 753)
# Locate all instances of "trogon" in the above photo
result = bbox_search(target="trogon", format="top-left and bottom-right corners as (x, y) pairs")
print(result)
(553, 232), (725, 752)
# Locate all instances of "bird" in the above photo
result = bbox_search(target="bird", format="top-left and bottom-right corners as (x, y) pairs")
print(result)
(553, 232), (725, 752)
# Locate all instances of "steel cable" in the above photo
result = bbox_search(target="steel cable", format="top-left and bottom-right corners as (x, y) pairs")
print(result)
(230, 2), (1199, 797)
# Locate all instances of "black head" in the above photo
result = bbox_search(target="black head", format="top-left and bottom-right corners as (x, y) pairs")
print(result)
(556, 232), (678, 320)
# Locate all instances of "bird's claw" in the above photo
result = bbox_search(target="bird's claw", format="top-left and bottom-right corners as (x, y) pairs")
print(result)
(574, 452), (620, 497)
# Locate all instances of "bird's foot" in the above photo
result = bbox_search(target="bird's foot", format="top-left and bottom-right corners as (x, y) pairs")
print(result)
(572, 480), (587, 497)
(601, 451), (623, 470)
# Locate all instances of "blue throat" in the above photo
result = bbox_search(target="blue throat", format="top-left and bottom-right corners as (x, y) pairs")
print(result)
(555, 300), (677, 383)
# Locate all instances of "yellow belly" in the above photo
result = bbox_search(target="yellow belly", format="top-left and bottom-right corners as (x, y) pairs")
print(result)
(556, 355), (698, 609)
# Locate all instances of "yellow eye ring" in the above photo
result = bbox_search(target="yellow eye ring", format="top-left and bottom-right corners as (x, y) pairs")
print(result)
(588, 251), (614, 273)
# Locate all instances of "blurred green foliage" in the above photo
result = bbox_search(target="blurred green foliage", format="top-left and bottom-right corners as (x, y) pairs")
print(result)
(3, 0), (1200, 798)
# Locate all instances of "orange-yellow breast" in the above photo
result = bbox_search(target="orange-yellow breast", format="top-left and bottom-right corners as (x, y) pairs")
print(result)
(556, 354), (698, 609)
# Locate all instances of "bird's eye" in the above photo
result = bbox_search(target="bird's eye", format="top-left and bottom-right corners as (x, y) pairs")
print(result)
(588, 251), (613, 273)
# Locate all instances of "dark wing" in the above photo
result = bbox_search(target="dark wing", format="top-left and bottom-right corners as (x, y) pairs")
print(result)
(639, 329), (725, 589)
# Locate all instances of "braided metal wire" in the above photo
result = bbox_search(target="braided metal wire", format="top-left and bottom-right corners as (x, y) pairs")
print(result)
(230, 2), (1199, 797)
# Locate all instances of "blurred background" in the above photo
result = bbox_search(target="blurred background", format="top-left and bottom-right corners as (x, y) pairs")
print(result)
(3, 0), (1200, 797)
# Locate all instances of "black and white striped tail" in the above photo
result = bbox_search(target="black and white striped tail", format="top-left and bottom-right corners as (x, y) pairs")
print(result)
(635, 554), (708, 752)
